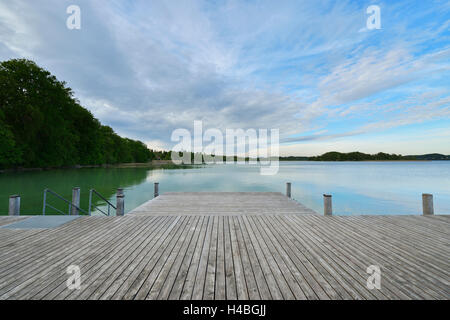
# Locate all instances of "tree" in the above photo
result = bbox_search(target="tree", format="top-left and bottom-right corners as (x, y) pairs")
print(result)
(0, 110), (22, 168)
(0, 59), (155, 169)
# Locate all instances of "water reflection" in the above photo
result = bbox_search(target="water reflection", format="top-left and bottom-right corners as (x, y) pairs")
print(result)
(1, 162), (449, 215)
(0, 168), (148, 215)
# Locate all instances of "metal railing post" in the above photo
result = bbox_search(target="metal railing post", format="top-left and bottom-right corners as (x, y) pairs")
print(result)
(116, 193), (125, 216)
(88, 189), (93, 216)
(9, 195), (20, 216)
(43, 189), (47, 215)
(154, 182), (159, 198)
(71, 187), (81, 216)
(324, 194), (332, 216)
(422, 194), (434, 216)
(286, 182), (292, 198)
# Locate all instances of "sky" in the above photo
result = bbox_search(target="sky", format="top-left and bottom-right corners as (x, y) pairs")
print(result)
(0, 0), (449, 156)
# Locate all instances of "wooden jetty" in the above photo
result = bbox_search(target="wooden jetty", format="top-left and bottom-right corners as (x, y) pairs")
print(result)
(0, 192), (448, 300)
(130, 192), (317, 216)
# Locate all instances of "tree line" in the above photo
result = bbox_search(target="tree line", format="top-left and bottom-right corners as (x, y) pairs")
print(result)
(0, 59), (166, 169)
(2, 59), (446, 169)
(304, 152), (449, 161)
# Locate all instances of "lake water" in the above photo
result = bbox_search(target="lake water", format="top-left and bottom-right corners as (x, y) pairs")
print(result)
(1, 161), (449, 216)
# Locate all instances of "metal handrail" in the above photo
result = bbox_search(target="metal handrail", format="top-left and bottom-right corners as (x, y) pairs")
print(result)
(88, 189), (116, 216)
(43, 188), (88, 216)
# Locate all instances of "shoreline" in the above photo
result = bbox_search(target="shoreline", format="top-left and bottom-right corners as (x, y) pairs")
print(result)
(0, 160), (192, 174)
(1, 159), (448, 174)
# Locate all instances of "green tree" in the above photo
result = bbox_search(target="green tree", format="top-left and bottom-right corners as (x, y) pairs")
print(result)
(0, 110), (22, 167)
(0, 59), (155, 169)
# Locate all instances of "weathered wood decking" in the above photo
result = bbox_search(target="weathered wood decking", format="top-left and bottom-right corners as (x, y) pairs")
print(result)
(0, 192), (448, 300)
(130, 192), (317, 215)
(0, 216), (28, 227)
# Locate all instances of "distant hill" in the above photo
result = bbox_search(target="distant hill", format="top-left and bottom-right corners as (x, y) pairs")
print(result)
(409, 153), (450, 160)
(280, 152), (450, 161)
(279, 156), (310, 161)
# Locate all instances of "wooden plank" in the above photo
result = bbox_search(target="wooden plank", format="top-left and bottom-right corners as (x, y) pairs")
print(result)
(65, 217), (166, 300)
(319, 216), (449, 298)
(148, 217), (202, 300)
(0, 229), (46, 250)
(133, 216), (194, 299)
(248, 216), (316, 300)
(179, 216), (209, 300)
(240, 216), (287, 300)
(333, 216), (449, 283)
(223, 215), (237, 300)
(0, 217), (106, 272)
(215, 216), (226, 300)
(283, 216), (388, 299)
(0, 217), (128, 297)
(235, 216), (272, 299)
(98, 217), (177, 300)
(167, 216), (206, 300)
(130, 192), (317, 216)
(295, 216), (414, 299)
(0, 216), (29, 227)
(203, 216), (219, 300)
(110, 216), (183, 300)
(227, 216), (249, 300)
(21, 217), (162, 300)
(191, 216), (213, 299)
(231, 217), (260, 300)
(315, 216), (441, 299)
(272, 216), (367, 300)
(121, 216), (187, 300)
(0, 192), (448, 301)
(255, 216), (337, 300)
(362, 216), (448, 258)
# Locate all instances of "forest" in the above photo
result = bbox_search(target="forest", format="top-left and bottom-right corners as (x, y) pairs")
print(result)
(306, 152), (450, 161)
(0, 59), (168, 169)
(1, 59), (447, 170)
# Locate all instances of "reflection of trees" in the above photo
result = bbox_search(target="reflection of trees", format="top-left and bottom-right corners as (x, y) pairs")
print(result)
(0, 168), (148, 215)
(85, 168), (149, 215)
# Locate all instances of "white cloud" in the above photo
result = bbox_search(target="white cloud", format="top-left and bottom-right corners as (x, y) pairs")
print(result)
(0, 0), (449, 155)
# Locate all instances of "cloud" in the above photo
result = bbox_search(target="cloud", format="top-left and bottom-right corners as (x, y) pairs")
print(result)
(0, 0), (449, 154)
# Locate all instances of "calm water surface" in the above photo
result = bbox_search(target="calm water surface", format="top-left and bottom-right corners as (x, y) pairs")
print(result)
(1, 161), (449, 216)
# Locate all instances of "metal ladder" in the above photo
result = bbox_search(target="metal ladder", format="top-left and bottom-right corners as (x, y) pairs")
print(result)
(42, 188), (88, 216)
(88, 189), (117, 216)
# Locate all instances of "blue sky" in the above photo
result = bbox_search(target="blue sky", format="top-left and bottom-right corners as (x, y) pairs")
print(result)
(0, 0), (449, 155)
